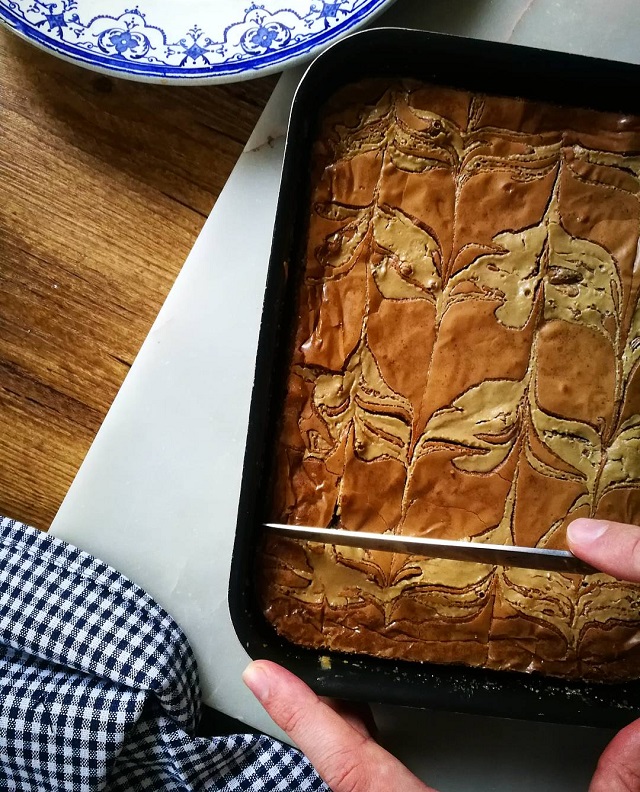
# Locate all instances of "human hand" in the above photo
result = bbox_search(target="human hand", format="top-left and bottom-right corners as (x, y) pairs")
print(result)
(568, 518), (640, 582)
(242, 520), (640, 792)
(568, 518), (640, 792)
(242, 659), (437, 792)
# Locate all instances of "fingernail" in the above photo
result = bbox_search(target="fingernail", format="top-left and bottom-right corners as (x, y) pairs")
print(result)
(242, 662), (271, 702)
(567, 519), (609, 545)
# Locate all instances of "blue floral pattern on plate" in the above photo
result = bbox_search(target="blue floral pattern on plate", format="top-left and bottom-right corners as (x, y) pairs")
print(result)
(0, 0), (395, 83)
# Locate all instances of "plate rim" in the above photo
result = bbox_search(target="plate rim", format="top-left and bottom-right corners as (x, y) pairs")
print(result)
(0, 0), (397, 85)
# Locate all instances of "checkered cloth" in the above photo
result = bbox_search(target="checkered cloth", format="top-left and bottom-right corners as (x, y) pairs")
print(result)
(0, 517), (328, 791)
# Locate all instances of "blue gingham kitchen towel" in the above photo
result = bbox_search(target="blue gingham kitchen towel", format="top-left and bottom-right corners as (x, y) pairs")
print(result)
(0, 516), (328, 791)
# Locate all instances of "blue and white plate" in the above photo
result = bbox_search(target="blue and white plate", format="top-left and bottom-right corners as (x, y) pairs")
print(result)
(0, 0), (396, 84)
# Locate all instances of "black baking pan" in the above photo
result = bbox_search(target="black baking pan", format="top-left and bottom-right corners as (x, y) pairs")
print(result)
(229, 27), (640, 728)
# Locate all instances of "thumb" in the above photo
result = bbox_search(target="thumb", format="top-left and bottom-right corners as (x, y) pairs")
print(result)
(590, 719), (640, 791)
(567, 519), (640, 582)
(243, 660), (436, 792)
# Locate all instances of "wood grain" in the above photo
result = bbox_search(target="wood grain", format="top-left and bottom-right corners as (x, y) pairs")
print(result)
(0, 29), (276, 530)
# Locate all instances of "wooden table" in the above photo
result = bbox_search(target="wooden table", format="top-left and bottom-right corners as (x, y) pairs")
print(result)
(0, 29), (276, 530)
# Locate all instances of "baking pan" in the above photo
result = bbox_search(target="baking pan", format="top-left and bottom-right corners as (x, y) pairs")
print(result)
(229, 28), (640, 728)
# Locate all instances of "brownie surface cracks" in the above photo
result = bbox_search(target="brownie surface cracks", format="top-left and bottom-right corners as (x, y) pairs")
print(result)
(260, 80), (640, 680)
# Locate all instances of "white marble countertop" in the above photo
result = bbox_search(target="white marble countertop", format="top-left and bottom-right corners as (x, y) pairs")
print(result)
(51, 1), (640, 788)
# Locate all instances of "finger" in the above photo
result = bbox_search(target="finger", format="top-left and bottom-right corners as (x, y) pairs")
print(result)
(321, 698), (378, 740)
(243, 660), (436, 792)
(590, 719), (640, 791)
(567, 519), (640, 582)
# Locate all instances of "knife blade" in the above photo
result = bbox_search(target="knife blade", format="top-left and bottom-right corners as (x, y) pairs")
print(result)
(264, 523), (597, 575)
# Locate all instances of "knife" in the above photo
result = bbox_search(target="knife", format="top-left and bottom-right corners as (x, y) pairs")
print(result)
(264, 523), (597, 575)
